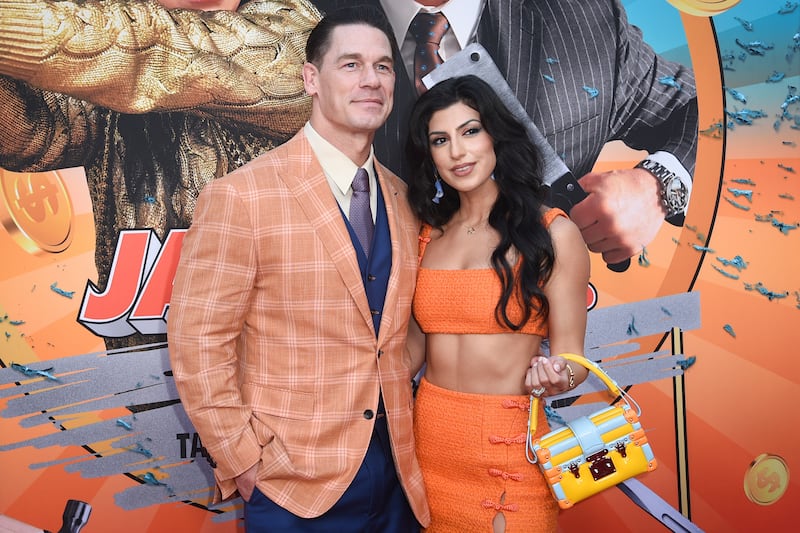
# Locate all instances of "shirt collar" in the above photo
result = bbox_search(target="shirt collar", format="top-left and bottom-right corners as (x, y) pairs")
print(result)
(304, 122), (376, 195)
(380, 0), (485, 50)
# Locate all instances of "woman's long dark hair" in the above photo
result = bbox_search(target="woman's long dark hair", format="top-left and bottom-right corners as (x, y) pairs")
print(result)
(406, 75), (556, 330)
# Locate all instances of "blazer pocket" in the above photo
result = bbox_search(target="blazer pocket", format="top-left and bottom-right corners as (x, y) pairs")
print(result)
(242, 383), (316, 421)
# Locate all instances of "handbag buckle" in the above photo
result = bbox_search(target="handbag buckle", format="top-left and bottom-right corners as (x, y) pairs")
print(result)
(615, 440), (628, 458)
(567, 462), (581, 478)
(586, 450), (616, 481)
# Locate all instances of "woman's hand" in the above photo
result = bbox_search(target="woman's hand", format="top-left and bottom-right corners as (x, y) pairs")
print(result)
(525, 354), (586, 397)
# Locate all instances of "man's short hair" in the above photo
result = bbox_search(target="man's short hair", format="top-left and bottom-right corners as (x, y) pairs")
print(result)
(305, 5), (397, 67)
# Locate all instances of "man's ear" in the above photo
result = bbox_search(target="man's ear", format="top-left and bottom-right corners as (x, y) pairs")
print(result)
(302, 62), (318, 96)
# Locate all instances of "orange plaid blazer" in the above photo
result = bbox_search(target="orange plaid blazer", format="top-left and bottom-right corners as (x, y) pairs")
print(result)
(168, 130), (429, 524)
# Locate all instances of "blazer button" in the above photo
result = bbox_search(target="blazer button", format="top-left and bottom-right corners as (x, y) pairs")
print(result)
(377, 349), (384, 358)
(363, 409), (375, 420)
(367, 275), (376, 282)
(370, 309), (380, 315)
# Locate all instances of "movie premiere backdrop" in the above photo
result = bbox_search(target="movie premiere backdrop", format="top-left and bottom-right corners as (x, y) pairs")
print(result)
(1, 0), (798, 531)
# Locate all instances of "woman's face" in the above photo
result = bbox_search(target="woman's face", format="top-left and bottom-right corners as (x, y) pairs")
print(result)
(156, 0), (241, 11)
(427, 102), (497, 196)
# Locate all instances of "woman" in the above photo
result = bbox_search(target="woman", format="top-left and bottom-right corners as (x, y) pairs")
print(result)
(406, 75), (591, 532)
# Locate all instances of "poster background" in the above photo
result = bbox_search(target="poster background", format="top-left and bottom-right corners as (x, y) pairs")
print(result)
(1, 1), (798, 531)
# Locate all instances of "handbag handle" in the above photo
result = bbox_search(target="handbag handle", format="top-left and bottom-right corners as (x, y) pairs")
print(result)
(527, 353), (639, 449)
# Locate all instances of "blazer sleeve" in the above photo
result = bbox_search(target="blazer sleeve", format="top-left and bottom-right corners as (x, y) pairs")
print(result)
(606, 0), (698, 175)
(167, 178), (263, 490)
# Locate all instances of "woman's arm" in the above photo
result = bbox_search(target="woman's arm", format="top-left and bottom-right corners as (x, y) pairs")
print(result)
(526, 215), (591, 395)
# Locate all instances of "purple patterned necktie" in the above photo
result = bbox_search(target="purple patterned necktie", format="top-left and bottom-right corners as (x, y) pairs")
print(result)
(410, 11), (450, 95)
(350, 168), (374, 255)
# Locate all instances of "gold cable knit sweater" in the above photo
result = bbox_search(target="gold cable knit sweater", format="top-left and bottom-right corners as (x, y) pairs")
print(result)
(0, 0), (320, 347)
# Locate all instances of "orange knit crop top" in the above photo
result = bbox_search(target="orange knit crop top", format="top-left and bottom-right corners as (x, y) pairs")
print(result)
(413, 208), (566, 335)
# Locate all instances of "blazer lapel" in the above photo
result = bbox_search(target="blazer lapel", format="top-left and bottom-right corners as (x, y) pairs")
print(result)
(374, 163), (402, 346)
(279, 132), (375, 330)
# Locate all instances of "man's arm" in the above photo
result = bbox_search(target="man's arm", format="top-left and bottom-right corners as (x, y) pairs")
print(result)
(0, 76), (102, 171)
(167, 178), (263, 501)
(0, 0), (319, 137)
(570, 0), (697, 264)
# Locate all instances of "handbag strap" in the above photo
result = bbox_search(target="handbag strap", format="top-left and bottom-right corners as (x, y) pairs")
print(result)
(526, 353), (639, 463)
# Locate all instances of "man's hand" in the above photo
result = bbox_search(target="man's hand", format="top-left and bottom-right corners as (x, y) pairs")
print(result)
(569, 167), (666, 265)
(234, 463), (259, 502)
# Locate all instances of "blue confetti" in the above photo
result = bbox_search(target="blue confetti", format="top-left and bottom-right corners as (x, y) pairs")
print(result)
(691, 244), (715, 253)
(770, 218), (798, 235)
(9, 320), (25, 326)
(544, 404), (566, 426)
(712, 265), (740, 280)
(660, 306), (672, 317)
(4, 332), (10, 340)
(658, 76), (682, 91)
(677, 356), (697, 370)
(777, 163), (795, 173)
(778, 193), (795, 200)
(11, 362), (59, 381)
(141, 472), (175, 497)
(723, 324), (736, 337)
(626, 316), (639, 336)
(116, 419), (133, 431)
(142, 472), (166, 486)
(545, 57), (559, 64)
(49, 282), (75, 299)
(727, 188), (753, 201)
(638, 246), (650, 267)
(778, 2), (798, 15)
(782, 141), (797, 147)
(542, 74), (555, 83)
(582, 85), (599, 98)
(726, 87), (747, 104)
(724, 197), (751, 211)
(699, 121), (724, 137)
(731, 178), (756, 185)
(717, 255), (748, 271)
(766, 71), (786, 83)
(733, 17), (753, 31)
(128, 442), (154, 458)
(744, 282), (789, 301)
(144, 195), (156, 204)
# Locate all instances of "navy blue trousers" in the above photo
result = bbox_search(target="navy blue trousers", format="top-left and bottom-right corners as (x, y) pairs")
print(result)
(243, 416), (419, 532)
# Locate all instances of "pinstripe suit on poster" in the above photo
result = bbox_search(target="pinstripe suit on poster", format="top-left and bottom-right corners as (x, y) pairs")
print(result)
(315, 0), (697, 190)
(167, 128), (428, 523)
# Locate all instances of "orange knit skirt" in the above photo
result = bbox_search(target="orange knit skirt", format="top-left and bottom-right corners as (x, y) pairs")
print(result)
(414, 377), (559, 532)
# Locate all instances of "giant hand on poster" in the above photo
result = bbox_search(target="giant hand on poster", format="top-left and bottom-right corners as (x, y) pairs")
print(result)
(1, 0), (798, 531)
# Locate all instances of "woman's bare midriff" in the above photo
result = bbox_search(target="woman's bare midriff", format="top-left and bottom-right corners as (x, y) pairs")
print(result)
(423, 332), (542, 395)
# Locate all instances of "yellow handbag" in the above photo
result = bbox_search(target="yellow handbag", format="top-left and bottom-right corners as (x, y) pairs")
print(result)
(526, 353), (657, 509)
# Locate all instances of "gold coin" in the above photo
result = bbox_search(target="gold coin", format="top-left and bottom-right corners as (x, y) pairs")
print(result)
(666, 0), (741, 16)
(0, 169), (74, 254)
(744, 453), (790, 506)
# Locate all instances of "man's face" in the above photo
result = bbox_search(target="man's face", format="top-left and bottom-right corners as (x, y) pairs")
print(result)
(156, 0), (241, 11)
(303, 24), (395, 139)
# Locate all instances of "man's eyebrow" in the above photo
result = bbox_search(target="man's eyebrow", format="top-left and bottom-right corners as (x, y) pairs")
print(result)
(335, 52), (394, 66)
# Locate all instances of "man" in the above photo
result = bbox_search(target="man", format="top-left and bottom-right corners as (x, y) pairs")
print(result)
(313, 0), (699, 266)
(167, 7), (429, 532)
(0, 0), (320, 348)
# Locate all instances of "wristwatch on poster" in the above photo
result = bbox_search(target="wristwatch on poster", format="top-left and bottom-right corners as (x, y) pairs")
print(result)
(636, 159), (689, 219)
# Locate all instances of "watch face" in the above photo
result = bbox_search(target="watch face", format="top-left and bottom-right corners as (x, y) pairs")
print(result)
(664, 175), (688, 211)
